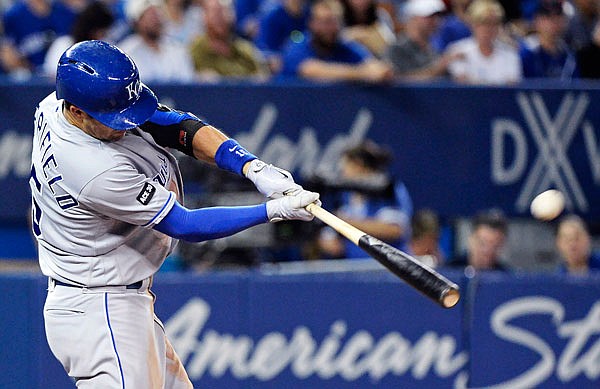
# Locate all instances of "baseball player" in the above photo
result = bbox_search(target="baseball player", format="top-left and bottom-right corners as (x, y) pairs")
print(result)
(29, 40), (319, 388)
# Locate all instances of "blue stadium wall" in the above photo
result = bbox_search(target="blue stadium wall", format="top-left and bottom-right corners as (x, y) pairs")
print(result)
(2, 80), (600, 258)
(1, 269), (599, 388)
(2, 80), (600, 219)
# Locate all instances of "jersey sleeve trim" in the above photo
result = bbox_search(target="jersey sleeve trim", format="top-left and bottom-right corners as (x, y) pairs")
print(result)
(144, 191), (176, 227)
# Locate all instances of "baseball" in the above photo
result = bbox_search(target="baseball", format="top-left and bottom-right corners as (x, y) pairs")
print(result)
(530, 189), (565, 221)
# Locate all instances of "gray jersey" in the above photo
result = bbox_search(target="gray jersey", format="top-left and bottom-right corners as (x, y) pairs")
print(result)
(30, 93), (182, 286)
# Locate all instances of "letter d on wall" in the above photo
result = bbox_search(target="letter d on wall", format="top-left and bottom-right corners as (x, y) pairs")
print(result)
(491, 119), (528, 185)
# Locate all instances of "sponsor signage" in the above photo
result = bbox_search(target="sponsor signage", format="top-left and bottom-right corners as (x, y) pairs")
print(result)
(1, 271), (599, 388)
(1, 82), (598, 221)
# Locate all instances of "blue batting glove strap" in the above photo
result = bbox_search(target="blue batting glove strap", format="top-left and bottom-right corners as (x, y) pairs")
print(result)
(147, 104), (200, 125)
(215, 139), (257, 175)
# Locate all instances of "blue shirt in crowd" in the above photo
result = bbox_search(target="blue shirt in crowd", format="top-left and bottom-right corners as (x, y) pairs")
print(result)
(255, 3), (309, 56)
(279, 34), (371, 78)
(2, 1), (76, 68)
(519, 38), (579, 79)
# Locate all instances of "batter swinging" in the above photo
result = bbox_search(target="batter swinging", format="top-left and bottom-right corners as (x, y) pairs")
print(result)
(30, 40), (319, 388)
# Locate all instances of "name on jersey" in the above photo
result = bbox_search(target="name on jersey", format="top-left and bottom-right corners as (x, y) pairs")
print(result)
(137, 182), (156, 205)
(31, 110), (78, 210)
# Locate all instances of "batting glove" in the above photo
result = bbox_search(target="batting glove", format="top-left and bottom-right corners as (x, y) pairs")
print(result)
(266, 190), (320, 222)
(245, 159), (302, 199)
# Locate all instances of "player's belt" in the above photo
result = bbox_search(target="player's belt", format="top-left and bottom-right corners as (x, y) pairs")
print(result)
(50, 278), (144, 289)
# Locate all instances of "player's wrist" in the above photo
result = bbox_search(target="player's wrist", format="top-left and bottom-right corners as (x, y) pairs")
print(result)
(242, 160), (253, 176)
(214, 139), (257, 176)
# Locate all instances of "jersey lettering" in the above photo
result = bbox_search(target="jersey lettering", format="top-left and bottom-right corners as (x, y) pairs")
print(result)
(30, 165), (41, 192)
(47, 174), (62, 194)
(31, 197), (42, 237)
(56, 194), (78, 210)
(153, 155), (169, 186)
(32, 108), (80, 222)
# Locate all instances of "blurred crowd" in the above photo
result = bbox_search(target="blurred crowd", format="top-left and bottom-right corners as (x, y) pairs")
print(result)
(1, 0), (600, 82)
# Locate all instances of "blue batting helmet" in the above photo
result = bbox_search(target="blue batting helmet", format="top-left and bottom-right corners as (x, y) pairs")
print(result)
(56, 40), (158, 130)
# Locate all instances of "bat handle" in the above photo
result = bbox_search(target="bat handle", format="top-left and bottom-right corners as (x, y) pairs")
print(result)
(306, 203), (363, 244)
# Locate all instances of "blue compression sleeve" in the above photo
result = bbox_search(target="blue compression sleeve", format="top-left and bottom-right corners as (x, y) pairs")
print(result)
(154, 201), (268, 242)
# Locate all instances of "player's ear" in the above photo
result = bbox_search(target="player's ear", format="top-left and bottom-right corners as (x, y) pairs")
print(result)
(67, 104), (88, 119)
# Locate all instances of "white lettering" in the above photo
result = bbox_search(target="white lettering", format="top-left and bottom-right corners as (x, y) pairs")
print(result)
(459, 297), (600, 389)
(165, 298), (467, 382)
(582, 121), (600, 184)
(166, 296), (600, 387)
(491, 119), (528, 184)
(557, 301), (600, 381)
(489, 296), (559, 388)
(235, 104), (372, 179)
(514, 92), (589, 212)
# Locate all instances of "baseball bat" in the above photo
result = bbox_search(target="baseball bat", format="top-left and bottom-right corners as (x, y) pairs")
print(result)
(306, 203), (460, 308)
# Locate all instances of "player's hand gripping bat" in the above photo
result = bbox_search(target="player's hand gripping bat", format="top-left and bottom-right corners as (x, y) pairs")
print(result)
(306, 203), (460, 308)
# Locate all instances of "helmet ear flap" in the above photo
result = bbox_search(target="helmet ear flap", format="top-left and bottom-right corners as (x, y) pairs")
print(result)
(56, 40), (157, 130)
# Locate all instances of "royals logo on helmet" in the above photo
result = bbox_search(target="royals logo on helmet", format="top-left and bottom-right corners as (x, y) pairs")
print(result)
(126, 79), (142, 100)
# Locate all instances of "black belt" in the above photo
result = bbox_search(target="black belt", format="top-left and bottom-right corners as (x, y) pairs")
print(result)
(52, 278), (143, 289)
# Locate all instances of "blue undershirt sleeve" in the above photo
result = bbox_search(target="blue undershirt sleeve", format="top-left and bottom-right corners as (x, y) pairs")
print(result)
(154, 201), (269, 242)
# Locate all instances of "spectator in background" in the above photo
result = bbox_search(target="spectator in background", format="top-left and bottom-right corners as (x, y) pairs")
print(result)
(235, 0), (273, 40)
(2, 0), (77, 74)
(0, 37), (30, 77)
(255, 0), (309, 73)
(565, 0), (599, 51)
(162, 0), (204, 46)
(96, 0), (132, 43)
(317, 140), (413, 259)
(119, 0), (195, 83)
(555, 214), (600, 274)
(377, 0), (405, 35)
(279, 0), (393, 83)
(408, 208), (445, 267)
(43, 1), (115, 77)
(432, 0), (472, 53)
(385, 0), (457, 81)
(339, 0), (396, 58)
(446, 209), (509, 273)
(446, 0), (523, 84)
(190, 0), (270, 81)
(519, 0), (578, 80)
(577, 19), (600, 78)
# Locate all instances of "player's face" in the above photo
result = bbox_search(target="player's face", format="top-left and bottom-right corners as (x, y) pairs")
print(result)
(64, 104), (127, 141)
(80, 114), (127, 141)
